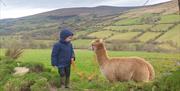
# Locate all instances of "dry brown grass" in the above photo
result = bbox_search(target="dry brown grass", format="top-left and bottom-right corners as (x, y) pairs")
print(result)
(5, 44), (24, 60)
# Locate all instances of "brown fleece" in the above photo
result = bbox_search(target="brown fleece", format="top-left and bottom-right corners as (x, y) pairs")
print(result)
(91, 39), (155, 82)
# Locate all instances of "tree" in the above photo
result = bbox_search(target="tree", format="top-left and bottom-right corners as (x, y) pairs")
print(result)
(178, 0), (180, 14)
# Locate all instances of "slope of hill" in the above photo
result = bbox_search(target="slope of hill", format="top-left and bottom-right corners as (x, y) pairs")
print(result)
(0, 0), (179, 52)
(74, 0), (180, 52)
(119, 0), (179, 18)
(0, 6), (137, 35)
(36, 6), (136, 17)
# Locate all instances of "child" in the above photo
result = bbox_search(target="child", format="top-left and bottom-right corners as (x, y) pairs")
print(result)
(51, 28), (75, 88)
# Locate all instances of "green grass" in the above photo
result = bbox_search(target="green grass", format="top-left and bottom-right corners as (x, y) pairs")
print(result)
(10, 49), (180, 77)
(34, 40), (55, 44)
(74, 31), (89, 38)
(137, 32), (161, 42)
(151, 24), (173, 32)
(158, 43), (177, 51)
(0, 35), (21, 41)
(114, 18), (141, 25)
(72, 39), (92, 49)
(87, 31), (114, 39)
(159, 14), (180, 23)
(0, 49), (180, 91)
(104, 25), (152, 31)
(107, 32), (141, 41)
(156, 24), (180, 47)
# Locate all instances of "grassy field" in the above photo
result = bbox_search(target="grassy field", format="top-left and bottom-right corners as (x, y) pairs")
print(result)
(107, 32), (141, 41)
(72, 39), (92, 49)
(74, 31), (89, 38)
(156, 24), (180, 47)
(0, 35), (21, 41)
(157, 43), (177, 51)
(114, 18), (141, 25)
(159, 14), (180, 23)
(18, 49), (180, 79)
(0, 49), (180, 91)
(87, 31), (114, 39)
(151, 24), (173, 32)
(137, 32), (161, 42)
(34, 40), (56, 45)
(104, 25), (152, 31)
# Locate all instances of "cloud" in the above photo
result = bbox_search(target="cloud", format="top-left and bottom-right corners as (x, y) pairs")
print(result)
(95, 0), (171, 6)
(0, 0), (172, 19)
(1, 8), (55, 19)
(96, 0), (143, 6)
(146, 0), (171, 5)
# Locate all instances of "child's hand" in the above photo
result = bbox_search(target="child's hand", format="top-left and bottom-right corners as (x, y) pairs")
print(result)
(71, 58), (74, 61)
(71, 58), (74, 64)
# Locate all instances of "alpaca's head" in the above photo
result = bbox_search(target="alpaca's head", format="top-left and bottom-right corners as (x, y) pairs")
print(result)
(91, 39), (104, 51)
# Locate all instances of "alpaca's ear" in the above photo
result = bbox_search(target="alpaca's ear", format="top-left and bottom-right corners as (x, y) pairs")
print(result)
(99, 39), (103, 43)
(91, 40), (95, 44)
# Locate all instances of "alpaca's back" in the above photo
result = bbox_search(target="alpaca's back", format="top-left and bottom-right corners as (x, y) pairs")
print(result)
(144, 60), (155, 80)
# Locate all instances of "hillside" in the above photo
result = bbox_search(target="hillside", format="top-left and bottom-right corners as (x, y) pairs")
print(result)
(73, 0), (180, 52)
(0, 0), (180, 52)
(0, 6), (136, 35)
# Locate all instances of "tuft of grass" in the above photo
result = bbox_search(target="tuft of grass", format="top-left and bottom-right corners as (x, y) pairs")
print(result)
(5, 45), (24, 60)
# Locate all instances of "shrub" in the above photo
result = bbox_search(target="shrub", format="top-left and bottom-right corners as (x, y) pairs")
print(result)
(5, 47), (23, 60)
(154, 70), (180, 91)
(0, 58), (17, 82)
(48, 75), (61, 88)
(4, 77), (34, 91)
(30, 78), (50, 91)
(4, 73), (51, 91)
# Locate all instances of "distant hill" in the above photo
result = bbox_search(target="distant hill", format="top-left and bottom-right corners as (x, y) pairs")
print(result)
(0, 0), (179, 52)
(121, 0), (179, 18)
(36, 6), (137, 17)
(0, 6), (137, 35)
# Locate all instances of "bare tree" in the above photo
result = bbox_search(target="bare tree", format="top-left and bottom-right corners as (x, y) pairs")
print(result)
(178, 0), (180, 14)
(143, 0), (150, 5)
(0, 0), (6, 19)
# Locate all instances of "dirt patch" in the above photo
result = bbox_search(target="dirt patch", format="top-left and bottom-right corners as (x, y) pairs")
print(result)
(49, 86), (58, 91)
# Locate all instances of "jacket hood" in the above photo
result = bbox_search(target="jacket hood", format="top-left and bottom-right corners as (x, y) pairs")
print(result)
(59, 28), (73, 43)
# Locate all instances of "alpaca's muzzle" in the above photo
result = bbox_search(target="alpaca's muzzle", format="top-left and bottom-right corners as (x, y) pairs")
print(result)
(91, 45), (96, 51)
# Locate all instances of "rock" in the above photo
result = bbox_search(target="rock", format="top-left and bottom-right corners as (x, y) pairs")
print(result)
(14, 67), (29, 76)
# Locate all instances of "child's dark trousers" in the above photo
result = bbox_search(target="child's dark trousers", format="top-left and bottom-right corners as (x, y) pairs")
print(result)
(58, 65), (71, 88)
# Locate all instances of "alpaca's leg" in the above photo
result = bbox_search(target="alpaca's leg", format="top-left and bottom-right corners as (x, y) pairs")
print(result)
(108, 78), (116, 83)
(133, 67), (149, 82)
(106, 75), (116, 83)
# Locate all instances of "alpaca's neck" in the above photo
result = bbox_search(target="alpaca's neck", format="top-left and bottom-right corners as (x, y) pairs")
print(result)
(95, 45), (109, 66)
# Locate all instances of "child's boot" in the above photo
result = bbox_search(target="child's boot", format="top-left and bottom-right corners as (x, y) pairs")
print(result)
(60, 77), (65, 88)
(65, 77), (70, 88)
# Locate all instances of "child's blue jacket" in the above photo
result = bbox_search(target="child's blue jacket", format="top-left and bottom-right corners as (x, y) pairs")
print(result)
(51, 28), (75, 68)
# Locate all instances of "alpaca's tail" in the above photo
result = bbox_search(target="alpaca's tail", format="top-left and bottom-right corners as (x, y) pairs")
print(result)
(146, 62), (155, 80)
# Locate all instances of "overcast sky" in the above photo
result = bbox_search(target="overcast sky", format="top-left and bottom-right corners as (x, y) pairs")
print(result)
(0, 0), (171, 19)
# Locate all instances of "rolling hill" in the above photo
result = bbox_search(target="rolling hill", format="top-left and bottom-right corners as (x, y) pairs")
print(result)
(0, 6), (137, 35)
(0, 0), (179, 52)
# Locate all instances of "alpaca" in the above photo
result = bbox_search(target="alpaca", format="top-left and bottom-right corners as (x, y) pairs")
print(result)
(91, 39), (155, 82)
